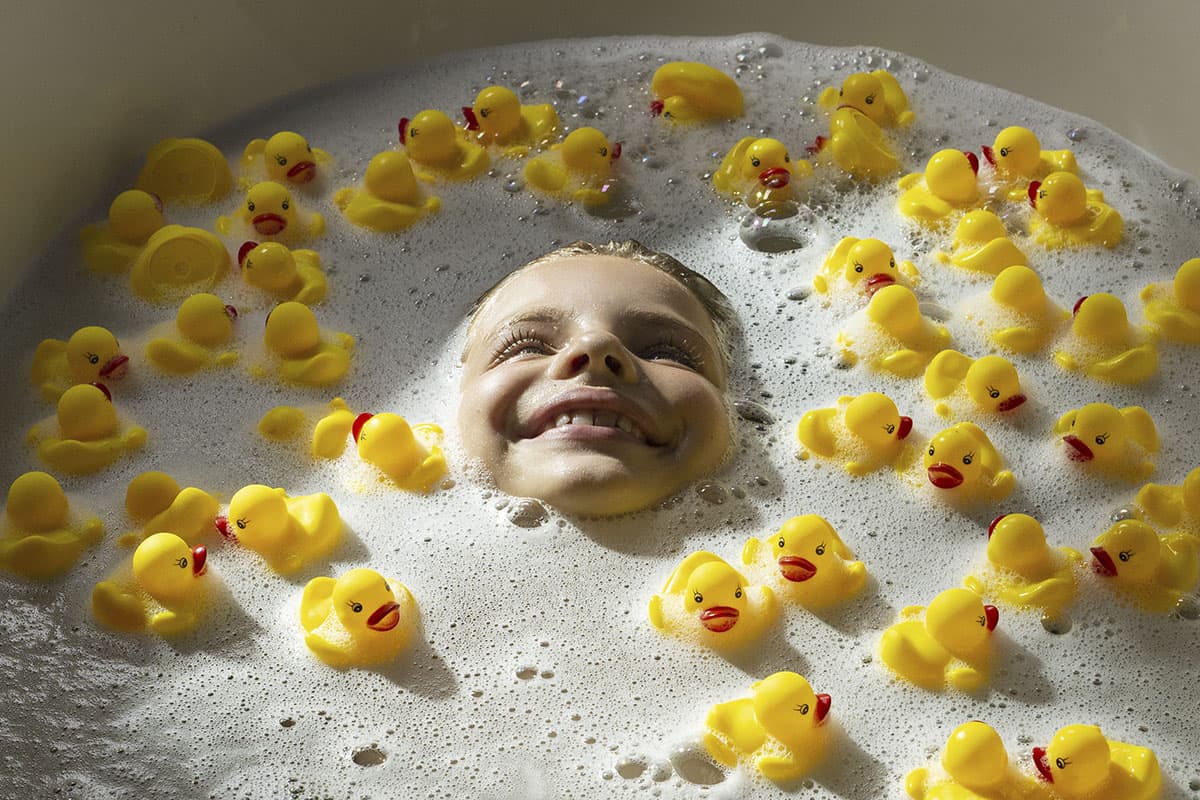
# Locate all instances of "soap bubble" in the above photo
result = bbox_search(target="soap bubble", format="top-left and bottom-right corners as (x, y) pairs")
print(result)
(738, 201), (819, 252)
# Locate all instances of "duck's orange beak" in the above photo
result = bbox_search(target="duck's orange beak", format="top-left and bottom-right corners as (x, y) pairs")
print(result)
(927, 463), (964, 489)
(367, 601), (401, 632)
(699, 606), (739, 633)
(814, 692), (831, 724)
(1032, 747), (1053, 782)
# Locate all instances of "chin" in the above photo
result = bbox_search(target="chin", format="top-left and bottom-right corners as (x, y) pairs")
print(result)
(506, 453), (683, 517)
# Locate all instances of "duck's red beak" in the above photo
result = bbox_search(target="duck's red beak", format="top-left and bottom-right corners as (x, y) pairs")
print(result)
(252, 213), (287, 236)
(461, 106), (480, 131)
(896, 416), (913, 440)
(366, 601), (401, 632)
(1063, 434), (1094, 462)
(997, 394), (1026, 412)
(98, 355), (129, 380)
(984, 604), (999, 631)
(814, 693), (831, 724)
(287, 161), (316, 183)
(1091, 546), (1118, 576)
(398, 117), (410, 145)
(981, 144), (996, 166)
(224, 305), (238, 321)
(214, 515), (237, 543)
(927, 463), (964, 489)
(1072, 295), (1089, 316)
(1032, 747), (1053, 782)
(352, 412), (374, 443)
(987, 515), (1007, 540)
(699, 606), (739, 633)
(865, 273), (896, 296)
(1028, 180), (1041, 208)
(609, 142), (622, 161)
(649, 99), (664, 117)
(238, 241), (259, 266)
(191, 545), (207, 577)
(90, 382), (112, 401)
(963, 151), (979, 175)
(759, 166), (790, 188)
(806, 135), (828, 155)
(777, 556), (817, 582)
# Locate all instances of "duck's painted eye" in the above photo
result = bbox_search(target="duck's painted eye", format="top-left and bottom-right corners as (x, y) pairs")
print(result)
(750, 156), (760, 167)
(1038, 189), (1047, 199)
(692, 592), (703, 604)
(988, 387), (1000, 398)
(889, 258), (896, 268)
(1095, 433), (1109, 445)
(734, 587), (742, 599)
(236, 518), (248, 530)
(977, 614), (986, 626)
(784, 153), (790, 162)
(281, 199), (290, 211)
(815, 544), (826, 556)
(87, 352), (99, 364)
(1119, 550), (1133, 562)
(865, 94), (875, 105)
(410, 128), (419, 137)
(884, 423), (895, 434)
(480, 108), (490, 117)
(854, 263), (864, 273)
(928, 447), (935, 456)
(175, 557), (188, 569)
(999, 147), (1010, 157)
(797, 703), (810, 715)
(247, 201), (256, 212)
(348, 601), (363, 613)
(963, 453), (974, 465)
(598, 147), (608, 157)
(777, 537), (785, 548)
(1056, 757), (1071, 769)
(275, 155), (287, 166)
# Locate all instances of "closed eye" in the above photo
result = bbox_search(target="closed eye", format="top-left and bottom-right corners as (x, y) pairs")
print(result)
(490, 326), (555, 365)
(639, 340), (703, 371)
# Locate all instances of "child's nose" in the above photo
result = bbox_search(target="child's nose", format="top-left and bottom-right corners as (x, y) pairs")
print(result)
(554, 331), (637, 383)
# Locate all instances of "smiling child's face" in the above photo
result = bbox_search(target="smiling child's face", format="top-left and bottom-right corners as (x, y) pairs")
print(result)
(458, 253), (733, 517)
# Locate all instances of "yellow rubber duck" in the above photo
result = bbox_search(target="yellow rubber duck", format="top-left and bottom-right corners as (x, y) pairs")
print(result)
(1027, 172), (1123, 248)
(220, 484), (342, 574)
(934, 210), (1029, 276)
(1140, 257), (1200, 344)
(135, 137), (232, 204)
(818, 70), (915, 129)
(879, 587), (1000, 692)
(300, 568), (418, 668)
(649, 62), (743, 122)
(308, 397), (356, 457)
(796, 391), (914, 475)
(257, 405), (307, 442)
(839, 284), (952, 376)
(1054, 403), (1158, 481)
(524, 126), (623, 206)
(1032, 724), (1161, 800)
(29, 383), (147, 474)
(353, 412), (447, 492)
(128, 224), (230, 304)
(217, 181), (325, 244)
(703, 671), (831, 782)
(898, 150), (982, 225)
(982, 126), (1077, 202)
(333, 151), (440, 233)
(712, 136), (813, 209)
(238, 240), (327, 304)
(963, 514), (1081, 616)
(240, 131), (330, 186)
(813, 237), (919, 300)
(145, 293), (240, 374)
(647, 551), (776, 649)
(906, 720), (1051, 800)
(30, 325), (129, 404)
(982, 265), (1069, 354)
(1135, 465), (1200, 537)
(1053, 293), (1158, 384)
(262, 301), (354, 386)
(399, 109), (489, 180)
(80, 189), (166, 274)
(1090, 519), (1199, 613)
(811, 105), (899, 180)
(92, 532), (209, 635)
(123, 470), (219, 548)
(924, 422), (1014, 503)
(1, 471), (102, 578)
(462, 85), (560, 154)
(741, 514), (867, 608)
(924, 351), (1027, 418)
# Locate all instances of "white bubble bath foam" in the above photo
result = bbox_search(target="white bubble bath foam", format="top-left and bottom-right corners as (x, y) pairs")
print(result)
(2, 34), (1199, 799)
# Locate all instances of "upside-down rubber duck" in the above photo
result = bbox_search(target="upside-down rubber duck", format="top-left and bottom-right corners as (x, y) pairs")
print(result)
(128, 224), (230, 304)
(262, 301), (353, 386)
(80, 189), (166, 274)
(703, 671), (831, 782)
(524, 126), (623, 206)
(29, 383), (147, 474)
(333, 151), (440, 233)
(905, 720), (1050, 800)
(741, 514), (867, 608)
(879, 587), (1000, 692)
(238, 240), (327, 304)
(813, 237), (919, 300)
(982, 125), (1077, 202)
(839, 284), (952, 376)
(1053, 293), (1158, 384)
(1135, 465), (1200, 537)
(30, 325), (129, 404)
(300, 567), (418, 668)
(963, 514), (1081, 616)
(934, 210), (1029, 277)
(818, 70), (915, 129)
(219, 484), (342, 574)
(240, 131), (329, 186)
(353, 412), (447, 492)
(1033, 724), (1161, 800)
(123, 470), (219, 548)
(1090, 519), (1199, 613)
(217, 181), (325, 244)
(307, 397), (356, 457)
(462, 85), (560, 154)
(1027, 171), (1123, 248)
(897, 150), (982, 226)
(145, 293), (239, 374)
(713, 136), (813, 209)
(982, 265), (1069, 354)
(91, 532), (209, 635)
(399, 109), (489, 180)
(647, 551), (775, 649)
(1054, 403), (1158, 481)
(796, 391), (913, 475)
(135, 137), (232, 204)
(1, 471), (103, 578)
(1140, 257), (1200, 344)
(924, 351), (1027, 418)
(649, 62), (743, 123)
(924, 422), (1014, 503)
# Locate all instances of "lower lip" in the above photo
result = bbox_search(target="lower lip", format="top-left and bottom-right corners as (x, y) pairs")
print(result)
(533, 424), (648, 445)
(927, 464), (964, 489)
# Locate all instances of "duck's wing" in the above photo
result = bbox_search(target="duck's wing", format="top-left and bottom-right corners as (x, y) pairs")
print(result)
(300, 576), (337, 632)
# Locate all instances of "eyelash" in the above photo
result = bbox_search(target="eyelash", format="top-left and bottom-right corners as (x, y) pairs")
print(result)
(490, 326), (551, 364)
(641, 335), (704, 370)
(488, 327), (705, 371)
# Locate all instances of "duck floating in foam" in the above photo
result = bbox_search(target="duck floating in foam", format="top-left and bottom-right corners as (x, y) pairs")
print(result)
(812, 237), (919, 301)
(524, 126), (623, 206)
(333, 151), (440, 233)
(91, 532), (209, 635)
(30, 325), (129, 404)
(1053, 293), (1158, 384)
(703, 671), (831, 782)
(1027, 171), (1122, 248)
(353, 412), (447, 492)
(879, 587), (999, 692)
(811, 70), (911, 180)
(964, 514), (1081, 616)
(713, 136), (812, 209)
(1, 471), (103, 578)
(905, 720), (1050, 800)
(1135, 465), (1200, 537)
(123, 471), (219, 548)
(262, 301), (353, 387)
(741, 515), (867, 608)
(818, 70), (915, 129)
(1090, 519), (1199, 613)
(462, 85), (559, 154)
(982, 265), (1069, 354)
(217, 181), (325, 244)
(145, 293), (239, 374)
(80, 189), (166, 274)
(220, 484), (342, 574)
(647, 551), (775, 649)
(399, 109), (489, 180)
(934, 210), (1029, 276)
(982, 125), (1077, 202)
(897, 149), (982, 225)
(300, 567), (418, 668)
(29, 383), (146, 474)
(1033, 724), (1161, 800)
(649, 61), (743, 122)
(924, 422), (1014, 503)
(239, 131), (329, 187)
(1054, 403), (1158, 481)
(796, 391), (914, 476)
(839, 284), (952, 376)
(128, 224), (230, 304)
(1141, 257), (1200, 344)
(238, 240), (328, 304)
(924, 351), (1027, 418)
(135, 137), (232, 204)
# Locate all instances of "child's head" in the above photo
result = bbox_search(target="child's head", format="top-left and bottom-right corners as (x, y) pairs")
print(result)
(458, 240), (736, 516)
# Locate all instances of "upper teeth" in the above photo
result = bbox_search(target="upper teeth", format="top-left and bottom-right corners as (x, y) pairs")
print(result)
(548, 410), (645, 441)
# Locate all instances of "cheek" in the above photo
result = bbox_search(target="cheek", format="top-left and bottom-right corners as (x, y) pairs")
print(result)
(459, 366), (531, 438)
